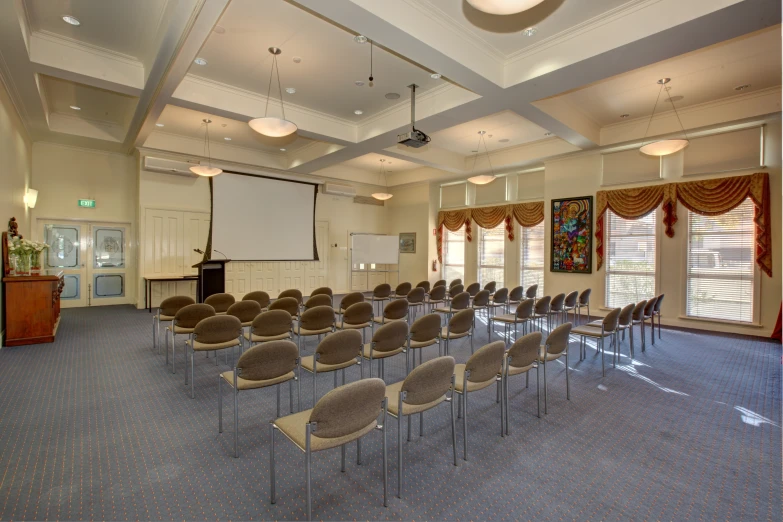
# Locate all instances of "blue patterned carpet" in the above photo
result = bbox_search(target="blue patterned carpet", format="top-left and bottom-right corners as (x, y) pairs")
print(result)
(0, 303), (779, 521)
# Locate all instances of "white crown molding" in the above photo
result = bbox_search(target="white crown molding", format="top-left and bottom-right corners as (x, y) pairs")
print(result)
(49, 110), (128, 132)
(33, 30), (144, 69)
(34, 140), (132, 158)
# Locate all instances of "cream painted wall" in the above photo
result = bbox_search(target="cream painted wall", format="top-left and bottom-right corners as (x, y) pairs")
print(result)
(387, 183), (431, 285)
(0, 76), (33, 342)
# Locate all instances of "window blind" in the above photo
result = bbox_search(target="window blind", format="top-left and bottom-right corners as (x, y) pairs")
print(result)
(519, 222), (545, 296)
(605, 210), (656, 308)
(478, 224), (505, 287)
(443, 226), (465, 282)
(686, 198), (755, 322)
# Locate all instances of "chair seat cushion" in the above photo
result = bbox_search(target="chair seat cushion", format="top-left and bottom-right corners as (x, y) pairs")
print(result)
(335, 321), (371, 330)
(539, 346), (564, 362)
(157, 314), (175, 321)
(373, 317), (405, 325)
(491, 314), (521, 324)
(571, 325), (612, 338)
(425, 299), (444, 305)
(487, 302), (505, 309)
(441, 327), (469, 340)
(385, 380), (446, 416)
(433, 307), (452, 314)
(472, 305), (487, 311)
(187, 338), (241, 351)
(409, 338), (438, 349)
(369, 296), (389, 302)
(362, 343), (404, 359)
(454, 363), (496, 393)
(221, 370), (295, 390)
(300, 355), (358, 373)
(169, 325), (195, 334)
(275, 409), (377, 452)
(293, 325), (333, 336)
(244, 331), (291, 343)
(505, 361), (537, 376)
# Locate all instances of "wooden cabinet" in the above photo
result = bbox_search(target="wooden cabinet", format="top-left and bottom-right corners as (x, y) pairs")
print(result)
(3, 273), (64, 346)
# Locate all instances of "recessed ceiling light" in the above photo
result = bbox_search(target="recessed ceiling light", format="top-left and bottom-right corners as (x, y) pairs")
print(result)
(385, 92), (400, 100)
(213, 25), (226, 34)
(194, 57), (207, 66)
(62, 15), (80, 26)
(620, 114), (630, 118)
(354, 35), (368, 44)
(292, 56), (302, 64)
(280, 148), (286, 152)
(734, 84), (751, 91)
(431, 73), (442, 80)
(224, 137), (231, 141)
(285, 87), (296, 94)
(155, 123), (164, 127)
(499, 138), (510, 143)
(354, 110), (363, 115)
(522, 27), (538, 36)
(355, 80), (365, 87)
(69, 105), (81, 110)
(544, 132), (552, 136)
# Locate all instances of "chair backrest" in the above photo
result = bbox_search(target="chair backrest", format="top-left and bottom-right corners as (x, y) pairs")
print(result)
(603, 307), (622, 331)
(448, 284), (464, 297)
(371, 320), (408, 353)
(343, 302), (373, 325)
(251, 310), (293, 337)
(433, 279), (446, 288)
(653, 293), (664, 313)
(473, 290), (490, 307)
(395, 282), (412, 296)
(449, 278), (462, 288)
(340, 291), (365, 310)
(159, 295), (195, 317)
(372, 283), (392, 298)
(174, 303), (215, 329)
(278, 288), (303, 304)
(465, 282), (481, 297)
(619, 303), (635, 326)
(484, 281), (497, 294)
(544, 323), (572, 356)
(401, 356), (455, 405)
(492, 287), (508, 304)
(226, 300), (262, 324)
(550, 293), (566, 311)
(315, 329), (362, 365)
(236, 340), (298, 381)
(407, 287), (425, 304)
(311, 286), (333, 298)
(304, 294), (332, 310)
(508, 286), (524, 302)
(383, 299), (409, 320)
(410, 313), (441, 343)
(243, 291), (270, 310)
(416, 281), (431, 293)
(643, 296), (658, 316)
(516, 298), (535, 319)
(465, 341), (505, 383)
(429, 285), (446, 301)
(564, 290), (578, 308)
(525, 284), (538, 299)
(507, 332), (543, 369)
(300, 305), (335, 330)
(204, 292), (235, 313)
(579, 288), (592, 305)
(534, 295), (551, 314)
(193, 315), (242, 344)
(309, 378), (385, 438)
(269, 297), (300, 316)
(632, 300), (647, 321)
(448, 308), (475, 335)
(450, 291), (470, 310)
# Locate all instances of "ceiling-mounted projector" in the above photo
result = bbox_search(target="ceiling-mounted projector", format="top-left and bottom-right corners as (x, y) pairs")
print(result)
(397, 84), (431, 148)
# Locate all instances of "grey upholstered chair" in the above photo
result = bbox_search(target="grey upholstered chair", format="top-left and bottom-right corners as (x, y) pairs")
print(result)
(454, 341), (505, 460)
(219, 340), (299, 457)
(185, 315), (243, 398)
(310, 287), (333, 305)
(243, 291), (270, 311)
(433, 279), (446, 288)
(465, 282), (481, 299)
(278, 288), (303, 307)
(425, 285), (447, 314)
(441, 308), (475, 355)
(227, 300), (263, 349)
(483, 281), (497, 295)
(575, 288), (592, 324)
(335, 301), (374, 343)
(445, 284), (464, 304)
(487, 287), (508, 317)
(153, 295), (194, 353)
(434, 291), (470, 322)
(502, 331), (543, 432)
(270, 378), (388, 521)
(631, 300), (648, 353)
(507, 286), (524, 309)
(572, 308), (621, 377)
(245, 310), (293, 346)
(166, 303), (215, 374)
(300, 329), (363, 407)
(407, 313), (441, 370)
(362, 320), (408, 380)
(393, 282), (412, 299)
(525, 284), (539, 300)
(373, 299), (409, 326)
(269, 296), (300, 319)
(303, 294), (332, 311)
(589, 303), (635, 360)
(653, 294), (665, 340)
(205, 292), (235, 314)
(531, 295), (551, 331)
(385, 356), (457, 499)
(563, 291), (578, 324)
(449, 278), (462, 288)
(489, 298), (534, 342)
(643, 296), (658, 346)
(471, 290), (491, 335)
(369, 283), (392, 315)
(547, 293), (566, 327)
(537, 323), (572, 415)
(415, 280), (431, 295)
(293, 305), (336, 355)
(406, 287), (426, 322)
(338, 291), (365, 318)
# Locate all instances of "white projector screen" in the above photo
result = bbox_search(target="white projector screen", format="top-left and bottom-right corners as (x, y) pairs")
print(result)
(351, 234), (399, 265)
(211, 172), (318, 261)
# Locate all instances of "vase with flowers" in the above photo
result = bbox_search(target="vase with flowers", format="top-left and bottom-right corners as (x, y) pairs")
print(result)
(6, 236), (48, 276)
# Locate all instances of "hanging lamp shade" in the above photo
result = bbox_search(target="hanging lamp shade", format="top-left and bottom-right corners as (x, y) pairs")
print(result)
(467, 131), (497, 185)
(190, 119), (222, 177)
(639, 78), (689, 157)
(249, 47), (297, 138)
(467, 174), (496, 185)
(372, 158), (393, 201)
(466, 0), (546, 15)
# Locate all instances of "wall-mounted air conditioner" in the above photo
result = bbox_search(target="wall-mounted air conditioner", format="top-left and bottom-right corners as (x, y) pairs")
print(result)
(323, 183), (357, 197)
(143, 156), (197, 177)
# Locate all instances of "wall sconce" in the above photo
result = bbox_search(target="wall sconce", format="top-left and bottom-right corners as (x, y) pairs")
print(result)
(24, 188), (38, 208)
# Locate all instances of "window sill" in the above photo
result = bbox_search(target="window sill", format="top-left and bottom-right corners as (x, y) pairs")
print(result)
(677, 315), (762, 328)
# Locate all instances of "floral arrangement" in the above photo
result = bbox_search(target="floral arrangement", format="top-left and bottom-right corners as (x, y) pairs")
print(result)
(6, 235), (48, 275)
(7, 236), (48, 255)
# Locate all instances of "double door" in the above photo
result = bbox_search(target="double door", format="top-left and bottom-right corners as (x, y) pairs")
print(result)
(39, 221), (132, 308)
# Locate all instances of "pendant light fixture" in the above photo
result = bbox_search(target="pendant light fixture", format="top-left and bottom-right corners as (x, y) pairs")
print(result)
(466, 0), (546, 15)
(190, 119), (222, 177)
(639, 78), (689, 156)
(248, 47), (298, 138)
(467, 131), (496, 185)
(372, 159), (393, 201)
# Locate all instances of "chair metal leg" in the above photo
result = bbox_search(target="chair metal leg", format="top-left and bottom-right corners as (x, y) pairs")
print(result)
(462, 391), (468, 461)
(498, 378), (504, 437)
(450, 393), (457, 466)
(270, 423), (276, 504)
(382, 406), (388, 509)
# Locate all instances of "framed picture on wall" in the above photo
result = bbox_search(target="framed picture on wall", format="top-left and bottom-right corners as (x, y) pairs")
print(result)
(399, 232), (416, 254)
(551, 196), (593, 274)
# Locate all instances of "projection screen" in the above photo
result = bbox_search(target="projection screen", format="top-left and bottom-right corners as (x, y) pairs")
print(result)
(211, 172), (318, 261)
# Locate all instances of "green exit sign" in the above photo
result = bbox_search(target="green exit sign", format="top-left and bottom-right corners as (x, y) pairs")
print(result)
(78, 199), (96, 208)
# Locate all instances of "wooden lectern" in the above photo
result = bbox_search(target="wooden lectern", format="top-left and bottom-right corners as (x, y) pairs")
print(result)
(192, 259), (230, 303)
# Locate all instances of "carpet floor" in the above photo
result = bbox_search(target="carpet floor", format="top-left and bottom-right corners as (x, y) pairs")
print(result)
(0, 303), (779, 521)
